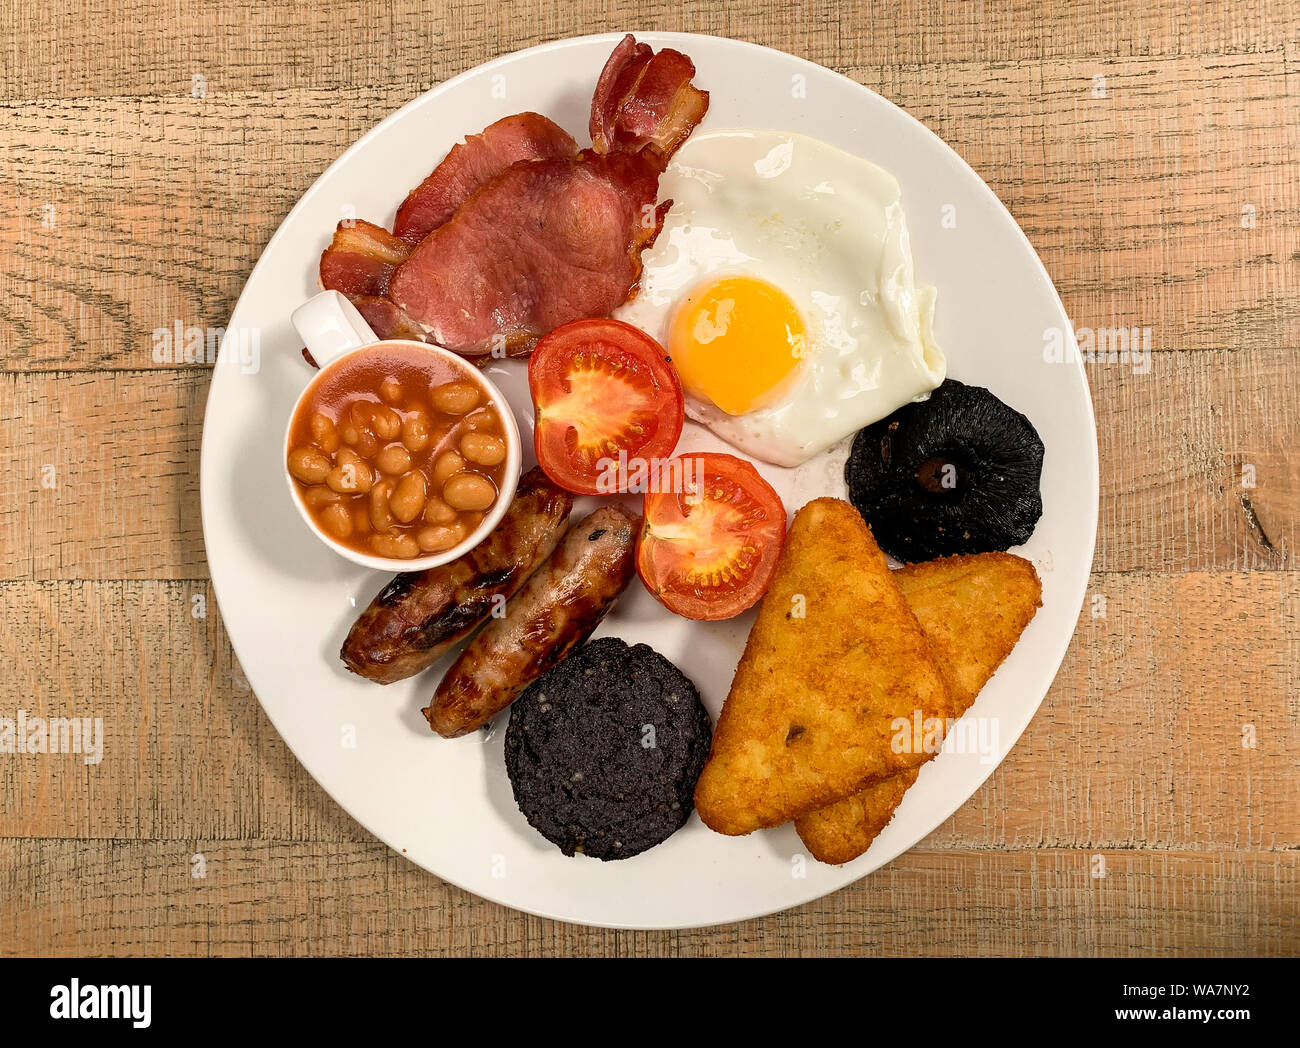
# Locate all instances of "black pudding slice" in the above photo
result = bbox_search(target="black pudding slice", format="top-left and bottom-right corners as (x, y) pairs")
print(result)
(504, 637), (713, 861)
(846, 379), (1045, 562)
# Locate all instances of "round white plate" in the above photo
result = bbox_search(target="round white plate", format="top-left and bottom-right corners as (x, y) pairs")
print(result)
(200, 32), (1098, 929)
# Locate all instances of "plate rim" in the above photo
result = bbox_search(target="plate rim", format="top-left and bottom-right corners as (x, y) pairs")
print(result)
(200, 30), (1099, 930)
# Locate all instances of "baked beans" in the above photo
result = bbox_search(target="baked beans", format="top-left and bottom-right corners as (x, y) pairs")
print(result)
(288, 346), (511, 559)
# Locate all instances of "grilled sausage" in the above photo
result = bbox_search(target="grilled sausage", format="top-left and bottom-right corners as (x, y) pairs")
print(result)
(340, 468), (573, 684)
(424, 503), (639, 737)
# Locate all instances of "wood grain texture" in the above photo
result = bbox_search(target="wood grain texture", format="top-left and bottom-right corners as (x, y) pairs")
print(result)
(1, 840), (1294, 956)
(3, 1), (1296, 102)
(0, 0), (1296, 956)
(0, 371), (209, 580)
(4, 54), (1297, 369)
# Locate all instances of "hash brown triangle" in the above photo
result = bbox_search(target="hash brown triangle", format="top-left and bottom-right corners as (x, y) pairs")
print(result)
(795, 552), (1042, 863)
(694, 498), (953, 835)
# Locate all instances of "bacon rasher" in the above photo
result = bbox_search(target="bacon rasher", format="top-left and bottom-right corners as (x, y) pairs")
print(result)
(315, 34), (708, 356)
(392, 112), (578, 243)
(388, 149), (670, 356)
(589, 33), (709, 159)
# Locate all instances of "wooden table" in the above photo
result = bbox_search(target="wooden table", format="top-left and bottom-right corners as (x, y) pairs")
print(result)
(2, 0), (1296, 957)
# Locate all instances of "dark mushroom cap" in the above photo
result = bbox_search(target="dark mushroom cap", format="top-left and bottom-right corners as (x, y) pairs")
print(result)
(845, 379), (1044, 562)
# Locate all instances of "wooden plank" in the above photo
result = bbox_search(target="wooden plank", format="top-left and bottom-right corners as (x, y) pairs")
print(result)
(0, 91), (399, 371)
(865, 54), (1300, 358)
(2, 54), (1295, 370)
(1095, 346), (1298, 574)
(3, 2), (1295, 103)
(0, 839), (1293, 956)
(943, 569), (1300, 851)
(0, 370), (210, 580)
(0, 579), (357, 844)
(1, 572), (1295, 849)
(2, 346), (1296, 581)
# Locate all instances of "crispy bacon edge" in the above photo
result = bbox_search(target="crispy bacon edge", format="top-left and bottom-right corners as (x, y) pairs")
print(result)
(589, 34), (710, 160)
(318, 220), (412, 299)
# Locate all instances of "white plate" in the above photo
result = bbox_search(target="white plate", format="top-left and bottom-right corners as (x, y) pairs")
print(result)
(200, 32), (1098, 929)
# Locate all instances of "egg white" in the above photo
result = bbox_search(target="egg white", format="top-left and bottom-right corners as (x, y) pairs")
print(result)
(615, 129), (946, 468)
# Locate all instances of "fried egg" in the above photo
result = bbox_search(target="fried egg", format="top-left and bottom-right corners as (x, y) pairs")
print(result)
(615, 129), (946, 467)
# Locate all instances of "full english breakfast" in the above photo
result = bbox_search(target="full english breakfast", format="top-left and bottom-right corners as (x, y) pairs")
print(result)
(288, 34), (1049, 864)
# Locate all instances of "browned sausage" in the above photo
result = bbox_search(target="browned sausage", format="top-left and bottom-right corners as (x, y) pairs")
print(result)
(423, 503), (639, 737)
(340, 468), (573, 684)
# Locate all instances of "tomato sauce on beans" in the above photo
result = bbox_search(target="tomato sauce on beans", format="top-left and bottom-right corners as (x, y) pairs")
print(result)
(287, 346), (510, 559)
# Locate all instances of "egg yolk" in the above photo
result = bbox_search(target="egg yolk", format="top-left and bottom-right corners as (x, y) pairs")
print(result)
(668, 276), (806, 416)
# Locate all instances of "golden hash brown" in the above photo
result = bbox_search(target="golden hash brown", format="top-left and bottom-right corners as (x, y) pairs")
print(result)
(693, 498), (952, 836)
(795, 552), (1043, 864)
(793, 770), (921, 866)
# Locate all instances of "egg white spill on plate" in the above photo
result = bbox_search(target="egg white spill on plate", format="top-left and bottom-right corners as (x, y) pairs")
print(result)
(616, 128), (946, 467)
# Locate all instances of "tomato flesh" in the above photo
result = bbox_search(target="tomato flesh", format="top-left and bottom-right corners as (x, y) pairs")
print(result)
(529, 319), (684, 495)
(637, 453), (787, 620)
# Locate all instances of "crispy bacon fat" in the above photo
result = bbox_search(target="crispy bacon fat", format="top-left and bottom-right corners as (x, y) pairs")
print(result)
(388, 149), (670, 356)
(590, 34), (709, 160)
(317, 220), (412, 299)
